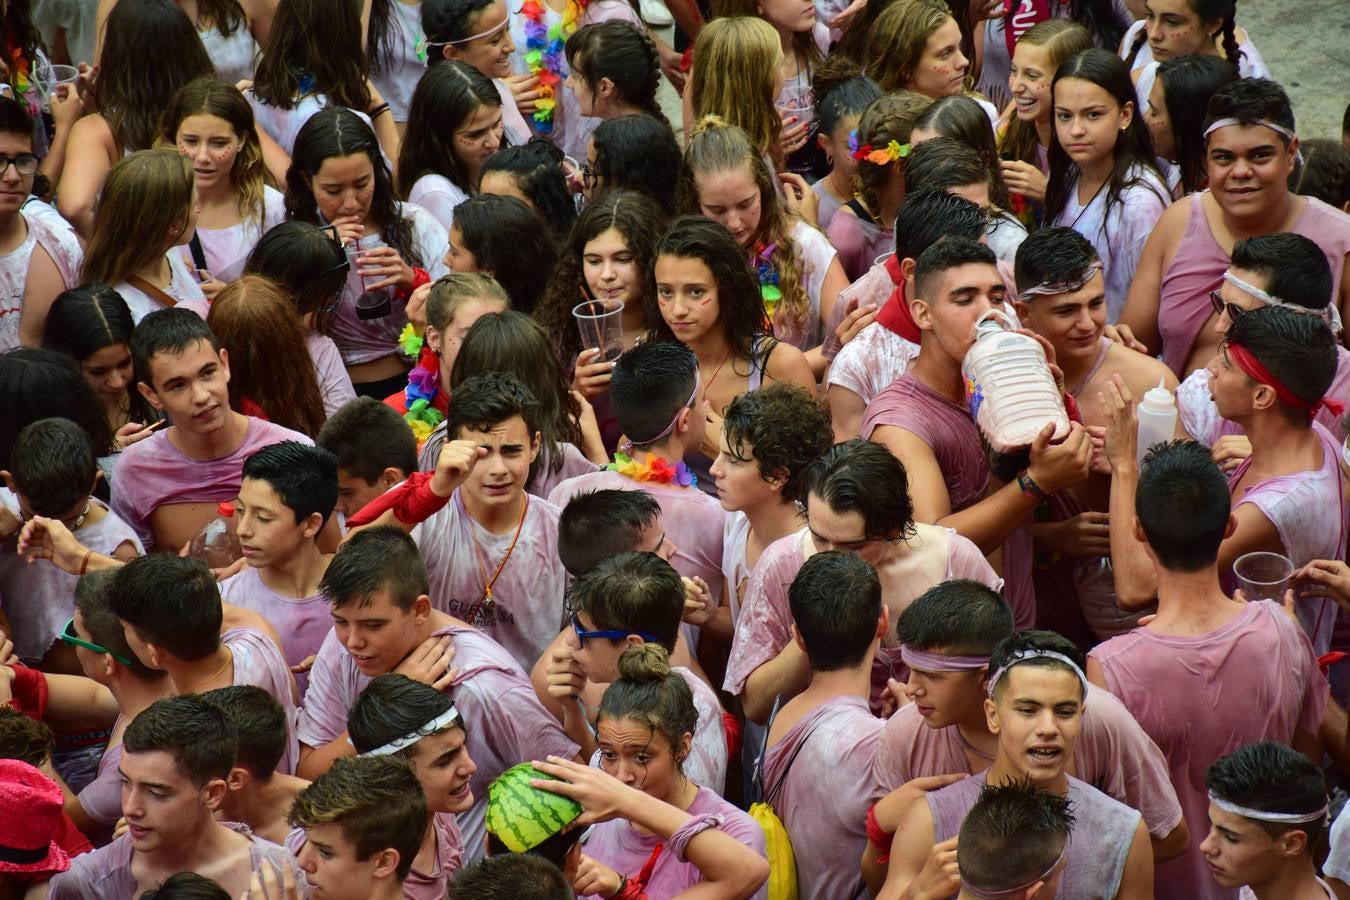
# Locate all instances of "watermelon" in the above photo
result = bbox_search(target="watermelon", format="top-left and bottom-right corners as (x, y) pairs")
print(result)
(485, 763), (583, 853)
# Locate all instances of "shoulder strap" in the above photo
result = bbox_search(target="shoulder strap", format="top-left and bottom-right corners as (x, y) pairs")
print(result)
(126, 275), (179, 309)
(845, 197), (875, 225)
(756, 695), (823, 807)
(188, 231), (208, 272)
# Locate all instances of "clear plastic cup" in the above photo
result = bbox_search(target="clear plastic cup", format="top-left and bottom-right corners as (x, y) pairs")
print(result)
(34, 62), (78, 112)
(1233, 551), (1293, 601)
(350, 236), (394, 321)
(572, 298), (625, 362)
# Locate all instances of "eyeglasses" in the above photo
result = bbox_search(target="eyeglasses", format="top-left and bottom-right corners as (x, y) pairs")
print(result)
(59, 617), (135, 666)
(570, 613), (659, 648)
(1209, 290), (1246, 324)
(0, 154), (39, 177)
(580, 163), (598, 190)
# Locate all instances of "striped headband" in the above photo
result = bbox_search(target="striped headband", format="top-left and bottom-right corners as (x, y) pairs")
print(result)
(1203, 117), (1297, 142)
(1223, 270), (1333, 323)
(1020, 262), (1104, 299)
(986, 650), (1088, 699)
(360, 706), (462, 757)
(1208, 792), (1329, 825)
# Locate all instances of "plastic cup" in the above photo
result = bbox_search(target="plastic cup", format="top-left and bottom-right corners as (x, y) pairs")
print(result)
(34, 63), (78, 111)
(351, 236), (393, 321)
(1233, 551), (1293, 602)
(572, 298), (625, 362)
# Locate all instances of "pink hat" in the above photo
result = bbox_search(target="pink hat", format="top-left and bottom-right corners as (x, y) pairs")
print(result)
(0, 759), (72, 876)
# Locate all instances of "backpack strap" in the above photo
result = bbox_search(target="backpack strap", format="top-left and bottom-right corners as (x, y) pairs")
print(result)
(126, 275), (180, 309)
(755, 695), (823, 808)
(187, 231), (209, 273)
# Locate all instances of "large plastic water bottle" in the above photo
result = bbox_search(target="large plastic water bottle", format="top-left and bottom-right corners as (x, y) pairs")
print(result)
(1135, 378), (1178, 465)
(188, 501), (242, 568)
(962, 310), (1070, 453)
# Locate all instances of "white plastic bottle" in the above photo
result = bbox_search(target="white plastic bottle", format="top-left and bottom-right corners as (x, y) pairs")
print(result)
(962, 310), (1070, 453)
(1135, 378), (1178, 465)
(188, 501), (242, 568)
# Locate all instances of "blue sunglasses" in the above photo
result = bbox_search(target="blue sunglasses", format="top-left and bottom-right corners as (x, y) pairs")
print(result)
(570, 613), (659, 648)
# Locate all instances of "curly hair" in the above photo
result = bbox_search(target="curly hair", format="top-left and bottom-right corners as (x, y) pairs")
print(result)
(397, 60), (502, 196)
(722, 383), (833, 503)
(253, 0), (370, 111)
(478, 140), (578, 234)
(688, 17), (783, 164)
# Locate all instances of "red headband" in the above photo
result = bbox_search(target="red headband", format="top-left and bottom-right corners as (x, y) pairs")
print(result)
(1226, 343), (1346, 422)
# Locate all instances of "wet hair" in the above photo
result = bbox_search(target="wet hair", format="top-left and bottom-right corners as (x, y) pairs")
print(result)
(0, 96), (33, 142)
(997, 20), (1093, 168)
(1135, 440), (1230, 572)
(1125, 0), (1242, 72)
(207, 276), (327, 437)
(1230, 233), (1334, 311)
(317, 397), (418, 484)
(244, 221), (351, 335)
(1014, 226), (1101, 296)
(124, 695), (238, 786)
(914, 235), (998, 301)
(610, 341), (698, 448)
(597, 643), (697, 771)
(894, 188), (987, 261)
(1155, 54), (1240, 194)
(422, 0), (500, 50)
(10, 418), (96, 517)
(987, 630), (1086, 702)
(590, 114), (682, 210)
(802, 439), (915, 541)
(1203, 78), (1296, 147)
(812, 58), (883, 142)
(1224, 305), (1337, 425)
(1292, 139), (1350, 211)
(958, 779), (1074, 895)
(253, 0), (370, 111)
(348, 674), (463, 761)
(286, 108), (418, 269)
(1206, 741), (1328, 844)
(852, 91), (932, 215)
(110, 555), (223, 661)
(200, 685), (289, 780)
(0, 348), (114, 470)
(74, 569), (164, 681)
(322, 525), (430, 611)
(649, 215), (768, 363)
(290, 756), (428, 881)
(399, 61), (503, 196)
(897, 580), (1013, 656)
(449, 854), (574, 900)
(484, 829), (585, 877)
(479, 141), (578, 235)
(688, 17), (783, 162)
(451, 195), (557, 315)
(565, 22), (666, 125)
(722, 383), (833, 504)
(1045, 50), (1168, 229)
(902, 135), (989, 203)
(789, 551), (882, 671)
(572, 551), (684, 652)
(913, 95), (1011, 209)
(138, 872), (232, 900)
(81, 149), (196, 286)
(446, 370), (539, 444)
(158, 77), (269, 226)
(558, 489), (662, 576)
(97, 0), (215, 152)
(130, 307), (222, 391)
(242, 440), (339, 528)
(864, 0), (960, 94)
(0, 706), (53, 768)
(539, 190), (665, 363)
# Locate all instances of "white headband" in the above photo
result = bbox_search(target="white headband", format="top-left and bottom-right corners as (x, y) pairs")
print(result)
(416, 14), (510, 60)
(1208, 791), (1329, 825)
(1020, 262), (1104, 299)
(1203, 117), (1297, 143)
(360, 706), (462, 757)
(1223, 270), (1331, 321)
(960, 839), (1069, 899)
(986, 650), (1089, 699)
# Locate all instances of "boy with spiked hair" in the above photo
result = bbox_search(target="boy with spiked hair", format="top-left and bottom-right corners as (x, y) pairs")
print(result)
(956, 780), (1075, 900)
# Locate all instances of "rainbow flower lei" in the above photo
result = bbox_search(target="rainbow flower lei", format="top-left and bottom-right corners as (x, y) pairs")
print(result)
(751, 242), (781, 319)
(606, 452), (697, 488)
(851, 138), (910, 166)
(399, 324), (443, 445)
(520, 0), (586, 133)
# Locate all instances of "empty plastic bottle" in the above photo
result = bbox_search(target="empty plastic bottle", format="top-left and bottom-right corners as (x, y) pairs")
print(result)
(1135, 378), (1178, 465)
(962, 309), (1070, 453)
(188, 501), (242, 568)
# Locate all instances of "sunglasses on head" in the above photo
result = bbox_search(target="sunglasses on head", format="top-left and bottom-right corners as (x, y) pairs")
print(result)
(570, 613), (659, 648)
(59, 617), (134, 666)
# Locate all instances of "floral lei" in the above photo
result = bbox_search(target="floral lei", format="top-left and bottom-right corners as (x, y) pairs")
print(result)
(751, 241), (781, 319)
(399, 324), (443, 446)
(520, 0), (587, 133)
(605, 452), (697, 488)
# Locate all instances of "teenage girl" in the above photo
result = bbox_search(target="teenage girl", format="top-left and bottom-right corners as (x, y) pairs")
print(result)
(1120, 0), (1267, 113)
(976, 0), (1128, 110)
(1142, 53), (1238, 196)
(809, 60), (881, 230)
(1045, 48), (1170, 322)
(95, 0), (272, 83)
(687, 17), (783, 167)
(679, 117), (846, 375)
(564, 21), (666, 125)
(421, 0), (531, 145)
(864, 0), (997, 124)
(396, 61), (505, 231)
(160, 77), (285, 284)
(582, 113), (682, 209)
(444, 194), (557, 316)
(478, 140), (579, 235)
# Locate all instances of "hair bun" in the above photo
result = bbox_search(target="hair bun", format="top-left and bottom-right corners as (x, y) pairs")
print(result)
(617, 642), (671, 681)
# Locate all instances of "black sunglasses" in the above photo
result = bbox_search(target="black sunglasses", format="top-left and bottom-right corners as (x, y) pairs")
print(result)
(315, 225), (353, 313)
(1209, 290), (1246, 323)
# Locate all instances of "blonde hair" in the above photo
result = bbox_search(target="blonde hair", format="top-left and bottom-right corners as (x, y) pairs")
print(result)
(997, 20), (1094, 166)
(689, 17), (783, 164)
(853, 91), (932, 213)
(678, 116), (809, 334)
(81, 149), (196, 286)
(425, 273), (510, 333)
(865, 0), (960, 94)
(712, 0), (822, 81)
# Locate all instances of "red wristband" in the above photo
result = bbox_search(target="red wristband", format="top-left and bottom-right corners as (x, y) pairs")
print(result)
(1063, 392), (1082, 425)
(7, 663), (49, 719)
(346, 471), (450, 527)
(396, 267), (432, 302)
(867, 803), (894, 864)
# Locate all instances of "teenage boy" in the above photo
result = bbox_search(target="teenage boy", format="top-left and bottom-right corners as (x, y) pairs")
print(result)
(726, 439), (999, 724)
(449, 854), (573, 900)
(1089, 440), (1327, 899)
(347, 372), (567, 671)
(1012, 228), (1180, 639)
(1201, 742), (1333, 900)
(289, 756), (428, 900)
(547, 341), (726, 646)
(555, 488), (673, 578)
(0, 418), (140, 669)
(45, 696), (301, 899)
(955, 780), (1075, 900)
(113, 309), (317, 552)
(316, 397), (419, 520)
(878, 632), (1153, 900)
(202, 686), (309, 845)
(108, 555), (299, 773)
(540, 551), (727, 793)
(763, 551), (889, 899)
(219, 441), (338, 693)
(863, 580), (1185, 891)
(1122, 78), (1350, 378)
(862, 237), (1093, 631)
(295, 526), (578, 860)
(0, 96), (81, 351)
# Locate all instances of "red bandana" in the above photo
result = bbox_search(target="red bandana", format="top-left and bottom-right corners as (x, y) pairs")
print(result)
(874, 256), (920, 343)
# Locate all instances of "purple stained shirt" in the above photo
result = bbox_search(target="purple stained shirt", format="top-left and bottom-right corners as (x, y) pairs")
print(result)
(222, 626), (299, 775)
(286, 811), (463, 898)
(411, 490), (567, 671)
(305, 330), (357, 418)
(110, 417), (313, 550)
(826, 209), (893, 283)
(76, 735), (123, 835)
(296, 623), (580, 861)
(763, 696), (884, 900)
(418, 424), (600, 500)
(1090, 600), (1329, 900)
(872, 684), (1183, 841)
(579, 786), (767, 900)
(219, 566), (330, 698)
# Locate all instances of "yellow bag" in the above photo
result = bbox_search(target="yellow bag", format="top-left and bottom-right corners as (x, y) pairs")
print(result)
(747, 801), (799, 900)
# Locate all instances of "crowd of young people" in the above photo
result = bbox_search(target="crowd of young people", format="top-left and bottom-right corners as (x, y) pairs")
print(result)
(1, 0), (1349, 896)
